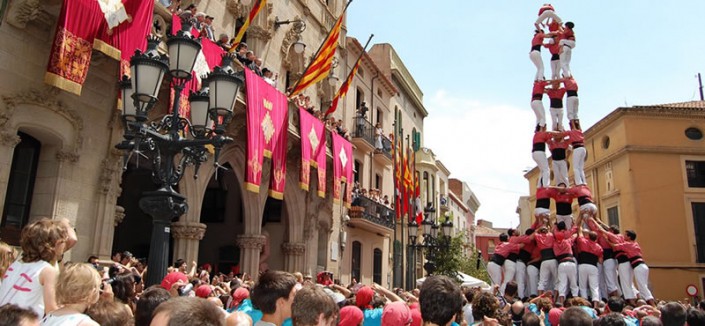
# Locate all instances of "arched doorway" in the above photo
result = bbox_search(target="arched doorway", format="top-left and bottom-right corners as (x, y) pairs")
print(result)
(197, 164), (244, 275)
(1, 132), (41, 245)
(113, 165), (161, 260)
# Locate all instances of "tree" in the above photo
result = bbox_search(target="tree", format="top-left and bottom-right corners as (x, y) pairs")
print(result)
(429, 231), (490, 284)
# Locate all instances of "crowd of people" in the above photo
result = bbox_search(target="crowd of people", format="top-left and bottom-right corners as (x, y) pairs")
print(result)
(351, 181), (393, 210)
(0, 218), (701, 326)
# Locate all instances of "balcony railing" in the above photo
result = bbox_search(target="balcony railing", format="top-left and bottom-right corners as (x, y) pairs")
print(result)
(350, 196), (395, 229)
(376, 135), (392, 160)
(352, 115), (374, 148)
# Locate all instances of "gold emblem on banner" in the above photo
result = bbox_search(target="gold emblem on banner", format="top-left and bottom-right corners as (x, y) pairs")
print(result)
(262, 112), (275, 144)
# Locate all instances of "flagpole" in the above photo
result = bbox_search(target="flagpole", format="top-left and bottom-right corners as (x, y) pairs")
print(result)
(324, 34), (373, 118)
(289, 0), (353, 95)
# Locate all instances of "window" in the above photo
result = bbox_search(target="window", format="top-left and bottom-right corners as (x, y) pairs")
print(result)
(693, 203), (705, 263)
(352, 241), (361, 282)
(356, 88), (365, 115)
(1, 132), (41, 245)
(686, 161), (705, 188)
(376, 107), (382, 126)
(605, 169), (615, 192)
(354, 160), (361, 183)
(686, 127), (703, 140)
(377, 88), (382, 98)
(423, 172), (429, 205)
(375, 174), (381, 190)
(607, 206), (619, 227)
(602, 136), (610, 149)
(373, 248), (382, 284)
(358, 67), (365, 78)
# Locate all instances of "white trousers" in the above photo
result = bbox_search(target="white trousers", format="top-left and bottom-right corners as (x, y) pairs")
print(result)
(538, 259), (557, 291)
(531, 99), (546, 127)
(532, 150), (550, 188)
(598, 262), (608, 300)
(535, 10), (562, 26)
(556, 214), (573, 229)
(501, 260), (517, 295)
(557, 261), (579, 297)
(550, 58), (561, 80)
(552, 159), (569, 186)
(550, 107), (564, 131)
(527, 264), (540, 296)
(618, 261), (636, 299)
(566, 96), (579, 120)
(516, 261), (527, 299)
(572, 146), (587, 185)
(579, 264), (600, 301)
(603, 258), (620, 294)
(488, 262), (503, 288)
(530, 50), (544, 81)
(559, 39), (576, 78)
(633, 264), (653, 301)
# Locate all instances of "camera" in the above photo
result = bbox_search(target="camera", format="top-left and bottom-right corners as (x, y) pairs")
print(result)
(100, 277), (115, 290)
(179, 283), (194, 296)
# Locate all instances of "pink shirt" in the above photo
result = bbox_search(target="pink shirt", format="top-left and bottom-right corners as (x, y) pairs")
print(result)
(568, 185), (592, 201)
(566, 130), (584, 143)
(536, 187), (551, 200)
(564, 78), (578, 91)
(547, 88), (566, 100)
(532, 80), (548, 96)
(553, 236), (576, 257)
(548, 137), (569, 150)
(533, 131), (552, 145)
(545, 188), (574, 204)
(495, 242), (523, 258)
(510, 235), (534, 254)
(532, 32), (545, 47)
(576, 237), (604, 257)
(534, 232), (555, 250)
(613, 242), (643, 262)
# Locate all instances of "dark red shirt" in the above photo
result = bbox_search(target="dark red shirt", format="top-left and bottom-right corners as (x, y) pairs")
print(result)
(495, 242), (523, 258)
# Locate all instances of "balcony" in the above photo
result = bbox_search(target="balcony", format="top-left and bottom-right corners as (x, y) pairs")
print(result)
(439, 194), (450, 213)
(348, 196), (395, 234)
(351, 115), (375, 152)
(373, 136), (393, 165)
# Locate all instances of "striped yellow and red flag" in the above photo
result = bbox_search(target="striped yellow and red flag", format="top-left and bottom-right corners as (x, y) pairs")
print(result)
(289, 13), (344, 97)
(324, 55), (361, 117)
(228, 0), (267, 51)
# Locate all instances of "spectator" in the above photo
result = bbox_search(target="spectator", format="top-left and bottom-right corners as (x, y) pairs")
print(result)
(134, 286), (171, 326)
(601, 312), (627, 326)
(291, 286), (339, 326)
(246, 52), (261, 75)
(0, 304), (39, 326)
(250, 270), (298, 326)
(235, 43), (249, 64)
(194, 12), (206, 30)
(687, 308), (705, 326)
(338, 306), (363, 326)
(263, 68), (278, 88)
(522, 312), (541, 326)
(217, 34), (232, 51)
(85, 300), (134, 326)
(382, 301), (412, 326)
(203, 15), (216, 41)
(0, 218), (68, 316)
(641, 315), (663, 326)
(510, 301), (525, 325)
(419, 275), (464, 326)
(151, 297), (226, 326)
(0, 241), (17, 281)
(228, 287), (250, 312)
(559, 307), (592, 326)
(42, 262), (103, 325)
(226, 311), (254, 326)
(660, 302), (686, 326)
(111, 271), (137, 314)
(374, 123), (383, 151)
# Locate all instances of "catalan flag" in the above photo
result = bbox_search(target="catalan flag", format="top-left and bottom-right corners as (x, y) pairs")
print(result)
(289, 13), (344, 97)
(229, 0), (267, 51)
(325, 55), (360, 117)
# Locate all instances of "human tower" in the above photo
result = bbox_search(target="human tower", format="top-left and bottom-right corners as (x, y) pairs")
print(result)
(486, 4), (655, 307)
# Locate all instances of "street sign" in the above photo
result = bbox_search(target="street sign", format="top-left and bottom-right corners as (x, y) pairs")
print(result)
(687, 284), (698, 297)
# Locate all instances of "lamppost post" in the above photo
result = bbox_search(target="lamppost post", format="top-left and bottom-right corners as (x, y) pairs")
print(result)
(116, 21), (243, 286)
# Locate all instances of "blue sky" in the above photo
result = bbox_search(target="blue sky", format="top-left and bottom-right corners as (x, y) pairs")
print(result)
(347, 1), (705, 228)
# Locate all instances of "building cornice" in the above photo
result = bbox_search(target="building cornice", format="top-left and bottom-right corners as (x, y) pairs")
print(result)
(346, 37), (397, 96)
(449, 191), (469, 212)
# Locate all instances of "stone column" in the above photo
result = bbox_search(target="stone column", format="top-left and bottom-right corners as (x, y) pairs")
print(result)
(171, 221), (207, 264)
(281, 242), (306, 273)
(0, 132), (21, 216)
(237, 234), (266, 277)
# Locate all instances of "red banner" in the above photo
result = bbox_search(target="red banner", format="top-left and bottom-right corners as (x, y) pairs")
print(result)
(299, 108), (327, 197)
(332, 133), (353, 207)
(245, 68), (288, 198)
(98, 0), (155, 76)
(45, 0), (108, 95)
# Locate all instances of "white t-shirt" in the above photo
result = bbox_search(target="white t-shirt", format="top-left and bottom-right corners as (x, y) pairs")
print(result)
(0, 260), (52, 317)
(41, 312), (94, 326)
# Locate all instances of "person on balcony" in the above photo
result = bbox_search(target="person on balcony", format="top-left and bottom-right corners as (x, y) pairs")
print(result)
(374, 123), (384, 151)
(356, 102), (368, 136)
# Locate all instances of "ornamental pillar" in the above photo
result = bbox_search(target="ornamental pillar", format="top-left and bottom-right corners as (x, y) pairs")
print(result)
(171, 221), (207, 265)
(0, 133), (21, 217)
(281, 242), (306, 273)
(237, 234), (266, 277)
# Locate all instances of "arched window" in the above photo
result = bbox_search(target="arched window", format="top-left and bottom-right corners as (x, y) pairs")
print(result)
(373, 248), (382, 284)
(2, 132), (41, 245)
(352, 241), (361, 282)
(423, 172), (429, 206)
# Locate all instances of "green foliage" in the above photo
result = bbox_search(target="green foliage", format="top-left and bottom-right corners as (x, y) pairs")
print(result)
(430, 231), (490, 284)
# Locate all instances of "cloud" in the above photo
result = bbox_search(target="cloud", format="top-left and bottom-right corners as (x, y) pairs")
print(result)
(424, 90), (536, 228)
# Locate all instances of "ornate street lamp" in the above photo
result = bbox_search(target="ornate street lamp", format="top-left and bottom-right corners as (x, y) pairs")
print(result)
(116, 21), (243, 286)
